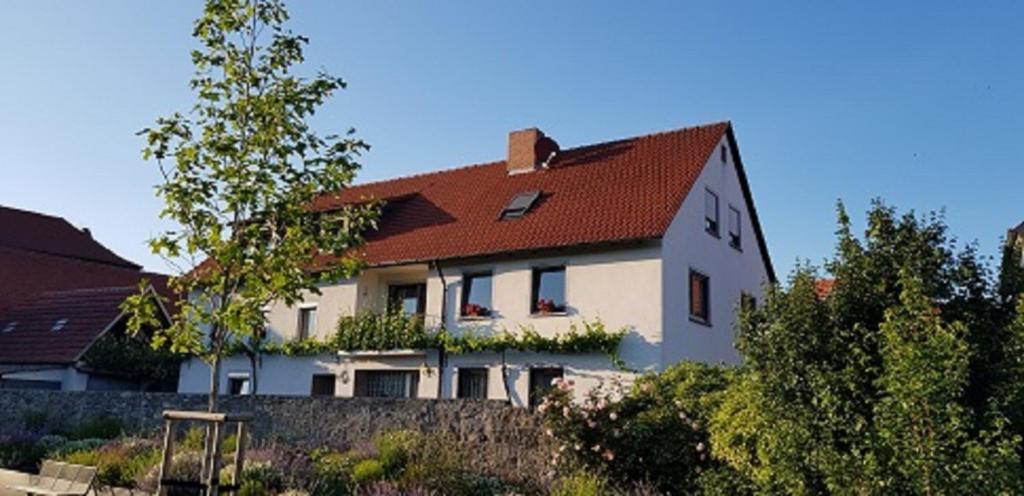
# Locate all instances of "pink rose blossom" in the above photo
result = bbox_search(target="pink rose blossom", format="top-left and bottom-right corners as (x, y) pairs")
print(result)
(609, 412), (619, 421)
(603, 450), (615, 461)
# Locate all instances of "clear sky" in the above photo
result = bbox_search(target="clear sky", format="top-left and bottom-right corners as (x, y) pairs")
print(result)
(1, 2), (1021, 276)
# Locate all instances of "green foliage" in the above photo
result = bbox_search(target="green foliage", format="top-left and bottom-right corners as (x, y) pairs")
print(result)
(441, 319), (631, 371)
(330, 310), (433, 352)
(123, 0), (379, 405)
(57, 439), (162, 488)
(238, 479), (267, 496)
(372, 430), (417, 478)
(80, 329), (182, 389)
(712, 200), (1024, 494)
(540, 363), (737, 494)
(308, 449), (356, 496)
(550, 472), (609, 496)
(224, 313), (629, 369)
(350, 459), (384, 485)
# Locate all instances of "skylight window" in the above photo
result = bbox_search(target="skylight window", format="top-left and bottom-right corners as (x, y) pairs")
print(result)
(500, 190), (541, 220)
(51, 318), (68, 332)
(1, 321), (15, 333)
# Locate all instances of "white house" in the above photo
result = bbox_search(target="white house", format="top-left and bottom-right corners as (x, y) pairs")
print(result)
(177, 121), (775, 406)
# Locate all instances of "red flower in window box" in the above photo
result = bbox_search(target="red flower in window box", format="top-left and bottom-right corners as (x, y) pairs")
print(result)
(536, 299), (560, 314)
(463, 303), (491, 317)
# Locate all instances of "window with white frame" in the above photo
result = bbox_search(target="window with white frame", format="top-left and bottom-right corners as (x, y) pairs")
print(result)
(705, 189), (719, 236)
(228, 373), (251, 395)
(297, 305), (317, 339)
(728, 205), (742, 250)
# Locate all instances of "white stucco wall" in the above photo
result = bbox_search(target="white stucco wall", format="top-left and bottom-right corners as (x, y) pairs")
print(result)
(660, 135), (771, 366)
(178, 247), (661, 405)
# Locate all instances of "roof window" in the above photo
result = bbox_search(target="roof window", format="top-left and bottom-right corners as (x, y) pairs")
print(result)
(2, 321), (16, 333)
(500, 190), (541, 220)
(51, 318), (68, 332)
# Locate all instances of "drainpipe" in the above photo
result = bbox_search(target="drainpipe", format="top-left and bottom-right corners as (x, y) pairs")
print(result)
(434, 261), (447, 399)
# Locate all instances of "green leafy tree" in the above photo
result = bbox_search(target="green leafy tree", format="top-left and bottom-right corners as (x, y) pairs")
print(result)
(124, 0), (378, 411)
(712, 200), (1023, 494)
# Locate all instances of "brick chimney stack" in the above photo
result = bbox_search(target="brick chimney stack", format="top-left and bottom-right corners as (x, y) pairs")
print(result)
(507, 128), (559, 175)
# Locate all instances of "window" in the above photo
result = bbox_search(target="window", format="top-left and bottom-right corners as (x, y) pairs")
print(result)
(354, 370), (419, 398)
(457, 368), (489, 399)
(51, 318), (68, 332)
(311, 374), (336, 396)
(500, 190), (542, 220)
(689, 270), (710, 325)
(461, 273), (493, 318)
(388, 283), (426, 316)
(531, 266), (566, 314)
(705, 189), (719, 236)
(720, 144), (727, 163)
(1, 321), (16, 333)
(728, 206), (742, 250)
(297, 306), (317, 339)
(228, 373), (251, 395)
(529, 367), (564, 407)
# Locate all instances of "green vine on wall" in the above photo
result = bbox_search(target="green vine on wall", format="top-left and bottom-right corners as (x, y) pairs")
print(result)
(227, 311), (631, 371)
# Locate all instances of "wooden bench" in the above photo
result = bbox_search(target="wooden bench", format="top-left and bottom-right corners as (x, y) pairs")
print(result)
(1, 461), (96, 496)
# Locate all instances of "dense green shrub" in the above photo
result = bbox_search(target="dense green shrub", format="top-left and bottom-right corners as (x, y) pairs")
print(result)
(550, 472), (609, 496)
(350, 459), (384, 485)
(540, 363), (736, 494)
(60, 415), (123, 440)
(57, 439), (161, 488)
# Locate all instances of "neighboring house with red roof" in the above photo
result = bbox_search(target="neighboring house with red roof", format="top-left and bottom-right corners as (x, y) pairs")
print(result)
(177, 122), (775, 406)
(0, 206), (173, 391)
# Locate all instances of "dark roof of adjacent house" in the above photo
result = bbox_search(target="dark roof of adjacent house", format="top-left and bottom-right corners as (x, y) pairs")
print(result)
(0, 286), (138, 364)
(0, 205), (139, 269)
(312, 122), (775, 280)
(0, 205), (173, 366)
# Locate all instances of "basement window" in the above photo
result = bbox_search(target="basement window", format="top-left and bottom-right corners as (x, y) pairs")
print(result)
(529, 367), (564, 408)
(311, 374), (336, 396)
(500, 190), (541, 220)
(228, 373), (251, 395)
(457, 368), (489, 399)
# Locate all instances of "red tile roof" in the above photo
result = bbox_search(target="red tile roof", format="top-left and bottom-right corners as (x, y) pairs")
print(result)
(0, 286), (137, 364)
(0, 205), (139, 269)
(312, 122), (774, 279)
(815, 278), (836, 299)
(0, 206), (175, 365)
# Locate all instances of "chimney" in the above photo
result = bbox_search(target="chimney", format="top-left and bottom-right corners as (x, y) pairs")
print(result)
(507, 128), (559, 175)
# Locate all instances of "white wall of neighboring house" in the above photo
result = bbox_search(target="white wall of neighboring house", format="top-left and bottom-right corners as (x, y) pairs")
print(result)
(661, 135), (771, 366)
(2, 366), (90, 390)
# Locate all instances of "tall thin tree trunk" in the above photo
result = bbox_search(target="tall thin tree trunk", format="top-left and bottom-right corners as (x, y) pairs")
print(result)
(208, 356), (221, 413)
(247, 352), (259, 411)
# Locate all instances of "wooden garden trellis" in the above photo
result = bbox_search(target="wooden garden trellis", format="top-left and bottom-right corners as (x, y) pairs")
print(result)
(157, 410), (254, 496)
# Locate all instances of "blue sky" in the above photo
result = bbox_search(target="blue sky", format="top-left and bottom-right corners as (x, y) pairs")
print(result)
(1, 2), (1021, 276)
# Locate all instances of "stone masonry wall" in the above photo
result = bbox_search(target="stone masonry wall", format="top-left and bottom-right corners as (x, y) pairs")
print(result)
(0, 391), (549, 483)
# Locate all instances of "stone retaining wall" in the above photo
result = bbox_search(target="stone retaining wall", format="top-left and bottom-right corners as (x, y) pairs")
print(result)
(0, 391), (549, 483)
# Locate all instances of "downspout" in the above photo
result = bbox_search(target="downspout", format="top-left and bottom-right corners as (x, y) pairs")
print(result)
(434, 261), (447, 399)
